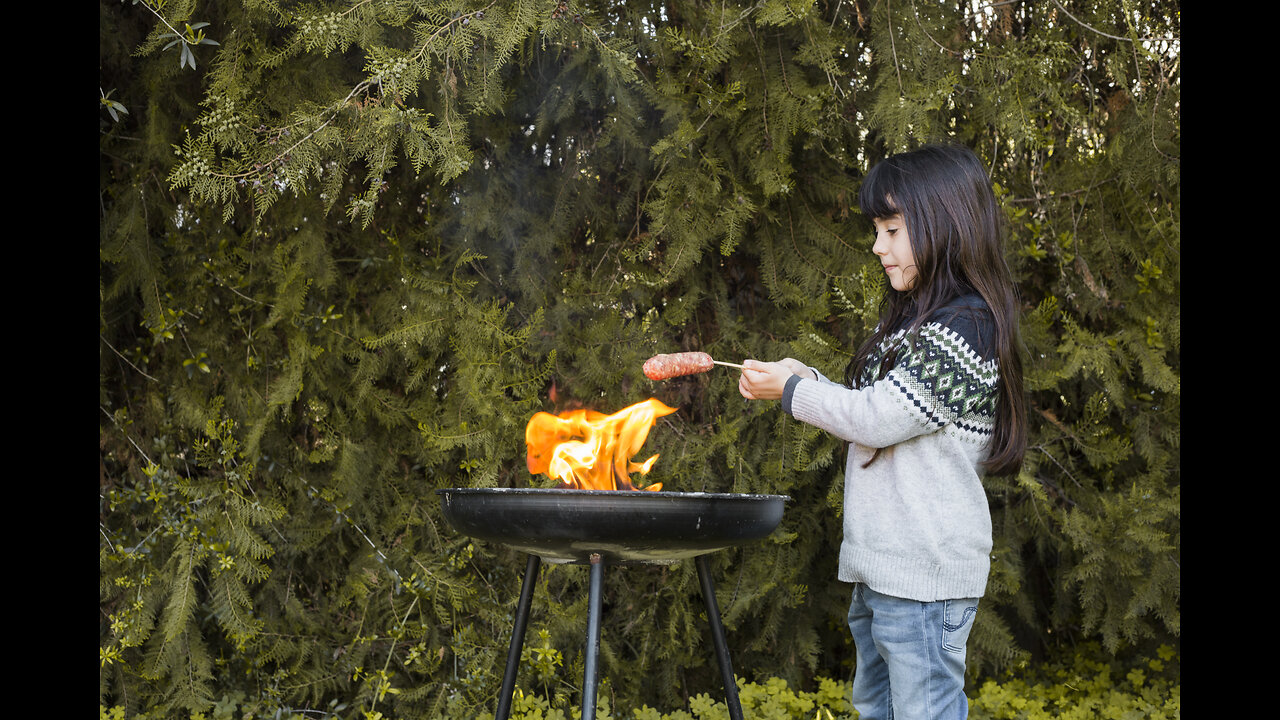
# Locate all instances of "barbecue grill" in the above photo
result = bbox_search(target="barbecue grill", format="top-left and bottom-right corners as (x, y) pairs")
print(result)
(437, 487), (789, 720)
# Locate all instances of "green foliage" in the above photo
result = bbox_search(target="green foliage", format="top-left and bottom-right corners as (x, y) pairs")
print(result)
(448, 644), (1175, 719)
(99, 649), (1181, 720)
(491, 674), (854, 720)
(968, 642), (1180, 720)
(101, 0), (1178, 716)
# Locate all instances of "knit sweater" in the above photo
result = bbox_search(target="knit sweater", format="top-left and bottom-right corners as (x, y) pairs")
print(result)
(782, 294), (999, 601)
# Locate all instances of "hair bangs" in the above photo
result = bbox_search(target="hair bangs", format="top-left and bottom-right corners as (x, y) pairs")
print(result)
(858, 162), (904, 220)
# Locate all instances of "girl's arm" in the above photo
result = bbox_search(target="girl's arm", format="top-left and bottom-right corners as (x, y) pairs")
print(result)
(784, 374), (936, 448)
(739, 359), (931, 447)
(741, 321), (999, 449)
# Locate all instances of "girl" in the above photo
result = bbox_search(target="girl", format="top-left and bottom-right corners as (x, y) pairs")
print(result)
(739, 144), (1027, 720)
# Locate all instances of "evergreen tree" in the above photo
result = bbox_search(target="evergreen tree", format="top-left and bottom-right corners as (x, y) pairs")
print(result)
(101, 0), (1178, 716)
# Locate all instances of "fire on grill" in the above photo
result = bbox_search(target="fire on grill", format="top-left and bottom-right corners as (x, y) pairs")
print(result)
(524, 397), (676, 491)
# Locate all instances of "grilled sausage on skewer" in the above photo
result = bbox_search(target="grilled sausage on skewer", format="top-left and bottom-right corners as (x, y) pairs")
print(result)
(643, 352), (714, 380)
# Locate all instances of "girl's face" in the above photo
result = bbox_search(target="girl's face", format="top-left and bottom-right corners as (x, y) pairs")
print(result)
(872, 213), (919, 292)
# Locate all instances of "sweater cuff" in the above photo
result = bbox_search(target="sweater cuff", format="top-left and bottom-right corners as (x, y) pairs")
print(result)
(782, 374), (803, 415)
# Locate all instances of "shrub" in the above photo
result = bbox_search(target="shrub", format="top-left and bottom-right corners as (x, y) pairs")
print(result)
(101, 641), (1179, 719)
(968, 642), (1179, 720)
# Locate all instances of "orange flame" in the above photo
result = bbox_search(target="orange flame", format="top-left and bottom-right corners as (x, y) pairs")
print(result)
(526, 398), (677, 491)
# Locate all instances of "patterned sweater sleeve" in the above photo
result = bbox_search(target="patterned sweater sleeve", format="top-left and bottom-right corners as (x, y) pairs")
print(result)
(784, 306), (1000, 448)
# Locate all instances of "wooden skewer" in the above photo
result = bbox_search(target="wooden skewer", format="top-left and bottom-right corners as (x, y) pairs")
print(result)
(711, 360), (746, 369)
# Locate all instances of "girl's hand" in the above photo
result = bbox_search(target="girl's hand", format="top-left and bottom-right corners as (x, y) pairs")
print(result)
(775, 358), (816, 380)
(738, 358), (813, 400)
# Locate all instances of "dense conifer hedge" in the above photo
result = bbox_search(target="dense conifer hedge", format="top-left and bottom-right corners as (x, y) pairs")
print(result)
(100, 0), (1178, 717)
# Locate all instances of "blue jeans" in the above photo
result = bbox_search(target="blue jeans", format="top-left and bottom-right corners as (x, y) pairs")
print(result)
(846, 583), (978, 720)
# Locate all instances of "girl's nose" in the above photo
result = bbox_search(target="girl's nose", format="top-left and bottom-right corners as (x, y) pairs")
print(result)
(872, 233), (887, 255)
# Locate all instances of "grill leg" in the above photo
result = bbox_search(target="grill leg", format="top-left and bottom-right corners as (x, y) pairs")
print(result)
(582, 553), (605, 720)
(495, 553), (541, 720)
(696, 554), (744, 720)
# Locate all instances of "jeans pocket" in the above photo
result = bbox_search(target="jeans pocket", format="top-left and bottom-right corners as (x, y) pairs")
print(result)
(941, 598), (978, 654)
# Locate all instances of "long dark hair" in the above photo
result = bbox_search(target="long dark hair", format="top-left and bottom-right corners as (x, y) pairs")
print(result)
(850, 144), (1027, 476)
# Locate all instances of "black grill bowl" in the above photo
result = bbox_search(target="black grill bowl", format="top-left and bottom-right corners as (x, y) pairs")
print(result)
(436, 487), (788, 564)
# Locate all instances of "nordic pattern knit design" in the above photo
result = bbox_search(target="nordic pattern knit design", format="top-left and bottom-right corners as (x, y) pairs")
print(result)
(860, 320), (999, 443)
